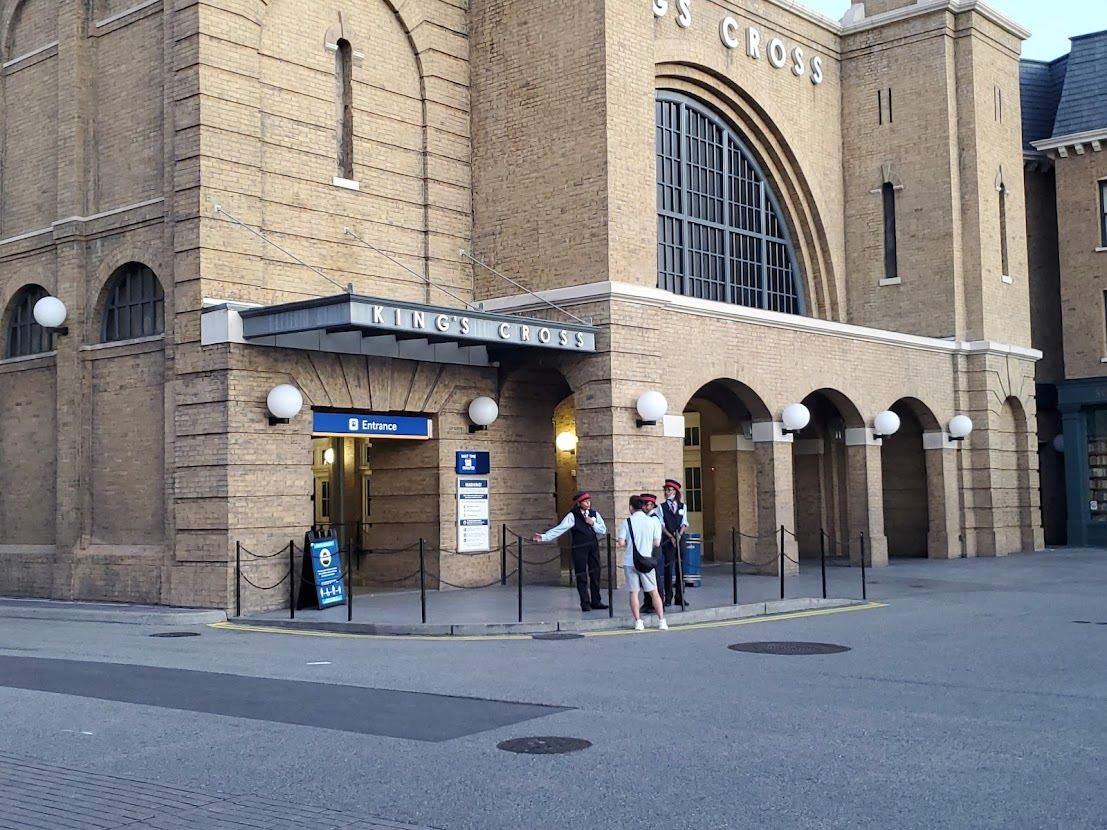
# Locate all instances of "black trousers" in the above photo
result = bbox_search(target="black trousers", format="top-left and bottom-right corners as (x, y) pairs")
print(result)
(662, 540), (684, 604)
(571, 544), (603, 608)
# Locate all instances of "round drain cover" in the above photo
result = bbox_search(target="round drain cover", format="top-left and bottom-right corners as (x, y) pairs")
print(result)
(148, 632), (201, 638)
(497, 737), (592, 755)
(728, 641), (849, 655)
(532, 632), (584, 641)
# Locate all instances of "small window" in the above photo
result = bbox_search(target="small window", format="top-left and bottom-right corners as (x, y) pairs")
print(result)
(683, 466), (703, 513)
(4, 284), (53, 358)
(336, 39), (354, 180)
(999, 183), (1009, 276)
(1100, 180), (1107, 248)
(882, 182), (898, 280)
(683, 425), (701, 447)
(101, 262), (164, 343)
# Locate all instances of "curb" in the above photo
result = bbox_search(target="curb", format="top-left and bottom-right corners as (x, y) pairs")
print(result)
(235, 598), (868, 637)
(0, 598), (227, 626)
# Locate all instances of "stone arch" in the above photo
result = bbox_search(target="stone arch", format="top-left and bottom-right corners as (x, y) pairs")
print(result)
(90, 255), (169, 342)
(656, 63), (840, 322)
(993, 396), (1035, 554)
(2, 282), (50, 358)
(1, 0), (56, 59)
(881, 397), (938, 557)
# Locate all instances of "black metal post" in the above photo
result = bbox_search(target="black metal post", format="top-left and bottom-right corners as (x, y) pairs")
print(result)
(419, 538), (427, 624)
(779, 525), (785, 601)
(606, 534), (614, 618)
(517, 536), (523, 623)
(731, 527), (738, 605)
(860, 532), (867, 600)
(820, 530), (827, 600)
(500, 524), (507, 586)
(235, 541), (241, 618)
(347, 541), (353, 623)
(677, 541), (686, 612)
(289, 540), (295, 620)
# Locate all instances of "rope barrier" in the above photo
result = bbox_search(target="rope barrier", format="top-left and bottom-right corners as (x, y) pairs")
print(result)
(239, 570), (290, 591)
(239, 544), (291, 560)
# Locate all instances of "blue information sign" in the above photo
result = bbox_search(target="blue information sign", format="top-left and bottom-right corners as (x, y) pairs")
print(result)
(456, 451), (490, 475)
(307, 536), (345, 608)
(312, 411), (432, 439)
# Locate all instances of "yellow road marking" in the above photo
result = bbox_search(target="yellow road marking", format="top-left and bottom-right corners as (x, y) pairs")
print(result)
(208, 602), (885, 642)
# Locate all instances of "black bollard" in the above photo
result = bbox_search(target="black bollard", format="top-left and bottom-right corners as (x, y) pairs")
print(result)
(606, 535), (614, 618)
(779, 525), (785, 601)
(347, 541), (353, 623)
(289, 540), (295, 620)
(731, 527), (738, 605)
(820, 530), (827, 600)
(860, 532), (867, 600)
(517, 536), (523, 623)
(419, 539), (427, 624)
(235, 541), (241, 618)
(501, 524), (507, 586)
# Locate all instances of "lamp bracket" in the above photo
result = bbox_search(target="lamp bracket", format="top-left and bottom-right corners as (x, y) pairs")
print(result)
(268, 416), (289, 426)
(636, 419), (658, 428)
(468, 424), (488, 434)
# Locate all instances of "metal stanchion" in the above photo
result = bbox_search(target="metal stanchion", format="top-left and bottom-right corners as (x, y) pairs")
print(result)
(346, 541), (353, 623)
(289, 540), (295, 620)
(606, 535), (614, 618)
(779, 525), (785, 600)
(419, 539), (427, 624)
(731, 527), (738, 605)
(820, 530), (827, 600)
(501, 524), (507, 586)
(677, 542), (686, 612)
(860, 532), (867, 600)
(517, 536), (523, 623)
(235, 541), (241, 618)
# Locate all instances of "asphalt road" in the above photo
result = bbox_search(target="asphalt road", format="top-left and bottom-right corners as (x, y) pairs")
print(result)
(1, 548), (1105, 830)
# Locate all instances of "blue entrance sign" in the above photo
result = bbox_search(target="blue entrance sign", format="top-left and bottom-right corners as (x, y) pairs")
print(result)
(312, 411), (433, 439)
(306, 536), (346, 609)
(456, 451), (490, 475)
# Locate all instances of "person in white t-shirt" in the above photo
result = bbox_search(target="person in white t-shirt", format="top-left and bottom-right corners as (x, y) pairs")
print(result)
(617, 495), (667, 631)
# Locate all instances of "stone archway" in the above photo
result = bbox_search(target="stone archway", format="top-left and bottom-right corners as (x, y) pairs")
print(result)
(881, 398), (939, 558)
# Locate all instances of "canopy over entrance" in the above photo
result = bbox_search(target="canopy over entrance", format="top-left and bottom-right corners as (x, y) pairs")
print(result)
(201, 293), (598, 366)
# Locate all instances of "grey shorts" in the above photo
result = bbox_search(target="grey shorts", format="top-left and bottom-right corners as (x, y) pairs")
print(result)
(624, 565), (658, 593)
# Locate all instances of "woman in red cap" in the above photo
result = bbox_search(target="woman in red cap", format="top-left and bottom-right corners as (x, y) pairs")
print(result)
(533, 491), (609, 612)
(661, 479), (689, 607)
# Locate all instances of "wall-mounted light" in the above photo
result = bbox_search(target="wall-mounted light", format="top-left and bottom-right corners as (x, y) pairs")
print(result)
(266, 384), (303, 426)
(322, 447), (335, 464)
(873, 410), (901, 440)
(1052, 433), (1064, 454)
(636, 391), (667, 427)
(948, 415), (974, 442)
(33, 296), (68, 337)
(781, 403), (811, 435)
(468, 396), (499, 433)
(555, 431), (578, 453)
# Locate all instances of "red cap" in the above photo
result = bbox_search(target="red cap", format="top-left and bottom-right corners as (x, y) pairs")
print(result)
(664, 479), (682, 492)
(573, 491), (592, 504)
(640, 493), (658, 504)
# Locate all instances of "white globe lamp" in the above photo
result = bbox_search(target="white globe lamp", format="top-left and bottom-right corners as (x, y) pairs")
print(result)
(266, 384), (303, 425)
(468, 396), (499, 433)
(555, 431), (578, 453)
(873, 410), (901, 439)
(33, 296), (68, 334)
(1051, 434), (1064, 454)
(635, 390), (668, 427)
(948, 415), (973, 442)
(781, 403), (811, 435)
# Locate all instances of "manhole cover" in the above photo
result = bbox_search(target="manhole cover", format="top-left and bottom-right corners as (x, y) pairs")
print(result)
(532, 632), (585, 640)
(728, 641), (849, 655)
(497, 737), (592, 755)
(1073, 620), (1092, 624)
(148, 632), (201, 638)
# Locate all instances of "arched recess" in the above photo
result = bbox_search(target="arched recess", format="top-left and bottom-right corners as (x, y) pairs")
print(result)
(994, 396), (1035, 554)
(3, 283), (51, 358)
(680, 379), (771, 561)
(792, 388), (864, 557)
(881, 398), (940, 557)
(256, 0), (432, 303)
(656, 64), (840, 322)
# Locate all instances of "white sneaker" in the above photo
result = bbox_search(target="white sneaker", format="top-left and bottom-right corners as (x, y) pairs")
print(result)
(633, 619), (645, 631)
(658, 619), (669, 630)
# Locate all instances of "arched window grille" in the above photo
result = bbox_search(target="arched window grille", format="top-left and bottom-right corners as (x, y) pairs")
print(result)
(656, 91), (803, 314)
(101, 262), (164, 343)
(4, 284), (52, 358)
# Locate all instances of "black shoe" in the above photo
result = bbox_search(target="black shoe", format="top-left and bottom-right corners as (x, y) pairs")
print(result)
(591, 602), (608, 610)
(581, 604), (592, 612)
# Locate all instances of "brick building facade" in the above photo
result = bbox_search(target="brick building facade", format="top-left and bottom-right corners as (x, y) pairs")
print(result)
(0, 0), (1045, 611)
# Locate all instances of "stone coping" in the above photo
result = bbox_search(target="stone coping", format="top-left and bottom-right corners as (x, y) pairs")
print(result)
(0, 597), (227, 626)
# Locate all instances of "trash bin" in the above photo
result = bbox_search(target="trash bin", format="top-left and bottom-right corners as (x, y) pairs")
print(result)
(682, 533), (702, 587)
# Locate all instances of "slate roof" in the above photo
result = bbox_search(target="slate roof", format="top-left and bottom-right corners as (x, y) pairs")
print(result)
(1021, 30), (1107, 150)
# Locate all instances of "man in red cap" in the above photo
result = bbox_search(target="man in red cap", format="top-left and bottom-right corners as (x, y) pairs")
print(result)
(639, 493), (664, 614)
(533, 491), (609, 612)
(661, 479), (689, 607)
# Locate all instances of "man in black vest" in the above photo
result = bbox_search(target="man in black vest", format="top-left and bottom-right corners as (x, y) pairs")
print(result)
(533, 491), (609, 612)
(661, 479), (689, 607)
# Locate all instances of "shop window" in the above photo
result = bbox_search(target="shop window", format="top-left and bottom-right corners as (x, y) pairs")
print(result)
(1099, 180), (1107, 248)
(336, 38), (354, 180)
(656, 91), (802, 314)
(4, 284), (52, 358)
(999, 183), (1009, 276)
(100, 262), (164, 343)
(1087, 407), (1107, 522)
(882, 182), (898, 281)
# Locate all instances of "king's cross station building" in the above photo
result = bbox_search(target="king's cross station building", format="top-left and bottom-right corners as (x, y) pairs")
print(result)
(0, 0), (1101, 611)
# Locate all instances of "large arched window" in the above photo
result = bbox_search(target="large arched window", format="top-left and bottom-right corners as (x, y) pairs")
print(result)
(4, 284), (53, 358)
(101, 262), (164, 343)
(656, 91), (803, 314)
